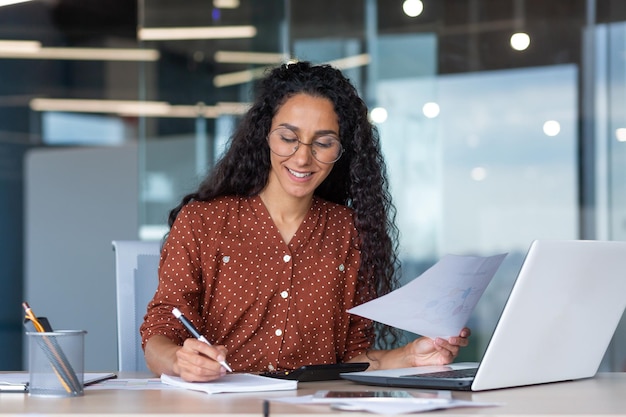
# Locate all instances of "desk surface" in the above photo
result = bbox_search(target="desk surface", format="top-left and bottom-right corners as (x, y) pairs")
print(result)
(1, 372), (625, 416)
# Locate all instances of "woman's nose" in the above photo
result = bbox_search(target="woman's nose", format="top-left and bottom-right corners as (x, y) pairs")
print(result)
(291, 141), (314, 164)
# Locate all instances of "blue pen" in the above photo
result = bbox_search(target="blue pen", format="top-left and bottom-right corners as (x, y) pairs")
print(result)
(172, 307), (233, 372)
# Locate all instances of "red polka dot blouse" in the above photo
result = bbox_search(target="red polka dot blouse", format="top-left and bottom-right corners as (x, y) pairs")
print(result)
(140, 195), (375, 372)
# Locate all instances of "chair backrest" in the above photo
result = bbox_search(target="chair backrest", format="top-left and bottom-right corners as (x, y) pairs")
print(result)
(112, 240), (161, 372)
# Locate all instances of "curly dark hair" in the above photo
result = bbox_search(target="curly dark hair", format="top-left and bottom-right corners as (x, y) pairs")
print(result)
(168, 61), (401, 348)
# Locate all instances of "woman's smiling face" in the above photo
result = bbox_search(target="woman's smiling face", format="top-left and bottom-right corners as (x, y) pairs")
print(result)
(264, 93), (340, 200)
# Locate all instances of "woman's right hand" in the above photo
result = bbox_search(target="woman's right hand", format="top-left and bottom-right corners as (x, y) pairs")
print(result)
(144, 335), (229, 382)
(173, 338), (229, 382)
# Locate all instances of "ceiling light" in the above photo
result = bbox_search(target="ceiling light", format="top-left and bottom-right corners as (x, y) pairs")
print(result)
(471, 167), (487, 181)
(543, 120), (561, 137)
(326, 53), (370, 70)
(213, 66), (269, 87)
(213, 0), (239, 8)
(138, 26), (257, 41)
(215, 101), (249, 115)
(510, 32), (531, 51)
(213, 54), (371, 88)
(29, 98), (249, 118)
(403, 0), (424, 18)
(370, 107), (388, 124)
(0, 40), (40, 52)
(214, 51), (288, 64)
(0, 45), (160, 61)
(422, 102), (440, 119)
(30, 99), (171, 116)
(0, 0), (32, 7)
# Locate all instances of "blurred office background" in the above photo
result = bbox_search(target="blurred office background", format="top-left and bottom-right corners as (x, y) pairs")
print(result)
(0, 0), (624, 371)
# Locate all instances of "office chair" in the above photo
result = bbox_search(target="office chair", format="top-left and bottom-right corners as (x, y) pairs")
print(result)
(112, 240), (161, 372)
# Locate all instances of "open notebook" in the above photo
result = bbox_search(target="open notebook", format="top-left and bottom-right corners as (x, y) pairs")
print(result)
(342, 240), (626, 391)
(160, 373), (297, 394)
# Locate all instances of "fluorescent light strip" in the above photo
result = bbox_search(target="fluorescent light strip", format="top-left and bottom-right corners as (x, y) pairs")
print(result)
(212, 54), (371, 88)
(0, 0), (32, 7)
(30, 99), (171, 116)
(138, 26), (256, 41)
(0, 45), (160, 61)
(214, 50), (288, 64)
(0, 40), (40, 52)
(213, 0), (239, 8)
(327, 53), (371, 70)
(31, 47), (160, 61)
(29, 98), (250, 118)
(161, 102), (249, 118)
(213, 66), (270, 88)
(162, 105), (219, 118)
(215, 101), (250, 115)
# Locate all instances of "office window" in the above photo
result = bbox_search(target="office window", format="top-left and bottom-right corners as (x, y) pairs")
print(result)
(1, 0), (625, 370)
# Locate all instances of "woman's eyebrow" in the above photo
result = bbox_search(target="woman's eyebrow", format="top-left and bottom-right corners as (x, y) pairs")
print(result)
(277, 122), (338, 136)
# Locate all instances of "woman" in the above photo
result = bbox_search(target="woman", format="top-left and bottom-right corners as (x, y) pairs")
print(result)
(140, 61), (470, 382)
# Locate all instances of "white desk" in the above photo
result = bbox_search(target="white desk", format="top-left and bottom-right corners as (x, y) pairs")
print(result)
(1, 373), (625, 416)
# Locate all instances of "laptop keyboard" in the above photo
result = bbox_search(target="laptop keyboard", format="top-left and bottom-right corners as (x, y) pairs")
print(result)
(405, 368), (477, 379)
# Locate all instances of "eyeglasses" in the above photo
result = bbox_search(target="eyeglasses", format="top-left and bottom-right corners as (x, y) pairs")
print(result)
(267, 127), (343, 164)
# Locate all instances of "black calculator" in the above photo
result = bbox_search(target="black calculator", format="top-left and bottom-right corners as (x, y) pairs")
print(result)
(260, 362), (370, 382)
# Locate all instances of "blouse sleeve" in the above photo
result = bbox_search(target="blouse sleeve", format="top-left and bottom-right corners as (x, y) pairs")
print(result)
(139, 204), (207, 348)
(339, 241), (376, 362)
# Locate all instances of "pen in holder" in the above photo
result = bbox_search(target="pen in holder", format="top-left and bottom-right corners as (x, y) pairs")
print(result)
(24, 318), (86, 397)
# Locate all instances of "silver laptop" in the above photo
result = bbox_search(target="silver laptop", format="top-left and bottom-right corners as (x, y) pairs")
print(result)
(342, 240), (626, 391)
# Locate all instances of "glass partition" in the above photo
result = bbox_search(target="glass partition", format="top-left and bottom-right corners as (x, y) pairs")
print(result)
(1, 0), (623, 369)
(136, 0), (286, 238)
(133, 0), (626, 365)
(597, 20), (626, 372)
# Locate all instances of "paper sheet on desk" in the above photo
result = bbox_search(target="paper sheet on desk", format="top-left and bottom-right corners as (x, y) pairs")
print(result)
(348, 253), (507, 338)
(271, 395), (501, 414)
(85, 378), (168, 390)
(328, 399), (497, 414)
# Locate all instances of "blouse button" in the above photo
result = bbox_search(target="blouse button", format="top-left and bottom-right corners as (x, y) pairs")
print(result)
(283, 254), (291, 263)
(338, 263), (345, 272)
(280, 290), (289, 299)
(268, 364), (275, 371)
(275, 329), (283, 336)
(222, 256), (230, 263)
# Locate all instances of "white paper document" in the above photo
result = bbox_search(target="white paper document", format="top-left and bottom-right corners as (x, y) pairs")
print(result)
(161, 373), (297, 394)
(326, 399), (495, 414)
(348, 253), (507, 338)
(85, 378), (168, 390)
(271, 395), (500, 414)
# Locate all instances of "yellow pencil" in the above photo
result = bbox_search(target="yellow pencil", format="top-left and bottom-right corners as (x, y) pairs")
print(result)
(22, 302), (74, 394)
(22, 302), (45, 332)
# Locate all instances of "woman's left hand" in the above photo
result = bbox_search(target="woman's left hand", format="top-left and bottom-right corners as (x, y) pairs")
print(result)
(403, 327), (471, 367)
